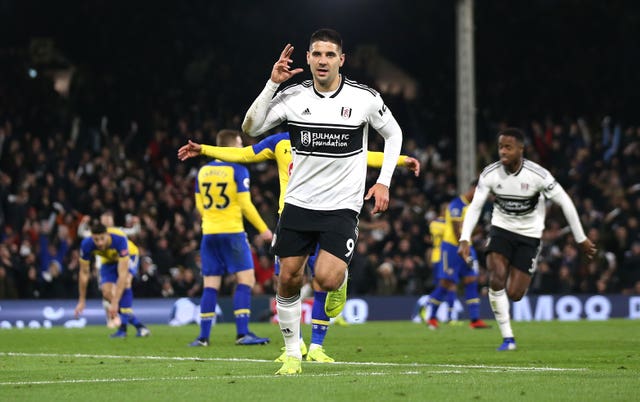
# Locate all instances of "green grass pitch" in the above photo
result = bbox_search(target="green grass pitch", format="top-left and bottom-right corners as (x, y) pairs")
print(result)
(1, 319), (638, 401)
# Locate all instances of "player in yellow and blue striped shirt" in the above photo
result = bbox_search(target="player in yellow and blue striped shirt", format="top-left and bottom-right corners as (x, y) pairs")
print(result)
(189, 129), (273, 347)
(75, 221), (150, 337)
(426, 181), (490, 330)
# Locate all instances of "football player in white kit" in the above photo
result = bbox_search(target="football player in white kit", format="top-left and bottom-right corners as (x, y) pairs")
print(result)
(242, 28), (403, 374)
(458, 127), (596, 351)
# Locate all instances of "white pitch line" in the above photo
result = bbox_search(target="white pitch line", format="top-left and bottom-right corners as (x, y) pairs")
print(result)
(0, 372), (426, 386)
(0, 351), (586, 372)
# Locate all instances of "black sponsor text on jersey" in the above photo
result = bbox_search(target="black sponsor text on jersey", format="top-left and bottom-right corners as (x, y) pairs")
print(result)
(288, 121), (364, 158)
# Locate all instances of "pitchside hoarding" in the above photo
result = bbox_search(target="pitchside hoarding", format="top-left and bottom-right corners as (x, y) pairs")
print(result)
(0, 295), (639, 329)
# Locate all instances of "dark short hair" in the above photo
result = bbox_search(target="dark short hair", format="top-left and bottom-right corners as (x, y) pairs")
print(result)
(90, 219), (107, 234)
(310, 28), (343, 52)
(497, 127), (526, 145)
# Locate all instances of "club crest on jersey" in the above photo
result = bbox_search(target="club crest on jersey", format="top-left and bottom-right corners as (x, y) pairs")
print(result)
(521, 183), (529, 191)
(300, 130), (311, 146)
(341, 107), (352, 119)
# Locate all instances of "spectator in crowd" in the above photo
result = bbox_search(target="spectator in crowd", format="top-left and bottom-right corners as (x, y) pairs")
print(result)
(348, 241), (377, 295)
(172, 267), (202, 298)
(0, 265), (18, 299)
(620, 241), (640, 294)
(41, 260), (66, 299)
(133, 256), (162, 298)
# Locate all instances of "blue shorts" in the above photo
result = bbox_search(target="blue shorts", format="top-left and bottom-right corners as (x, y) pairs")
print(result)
(274, 244), (320, 276)
(438, 242), (478, 284)
(100, 255), (139, 284)
(432, 260), (443, 284)
(200, 233), (253, 276)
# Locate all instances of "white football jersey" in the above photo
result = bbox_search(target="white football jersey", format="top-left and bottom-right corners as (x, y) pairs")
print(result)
(269, 77), (393, 212)
(474, 159), (562, 238)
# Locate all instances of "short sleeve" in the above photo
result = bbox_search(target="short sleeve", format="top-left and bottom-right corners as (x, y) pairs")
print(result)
(252, 132), (288, 157)
(79, 238), (94, 261)
(111, 235), (130, 258)
(234, 164), (250, 193)
(448, 199), (465, 219)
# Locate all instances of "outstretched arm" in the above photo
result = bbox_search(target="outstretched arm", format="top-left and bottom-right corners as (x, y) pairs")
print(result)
(201, 144), (269, 163)
(366, 152), (420, 177)
(178, 140), (269, 163)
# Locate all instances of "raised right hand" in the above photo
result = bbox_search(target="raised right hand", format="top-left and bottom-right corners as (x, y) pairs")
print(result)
(271, 44), (304, 84)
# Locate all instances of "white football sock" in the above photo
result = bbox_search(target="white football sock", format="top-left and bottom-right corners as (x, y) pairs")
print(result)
(489, 288), (514, 339)
(276, 293), (302, 359)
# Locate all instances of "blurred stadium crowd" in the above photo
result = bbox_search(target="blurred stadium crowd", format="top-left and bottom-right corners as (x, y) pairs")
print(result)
(1, 2), (640, 300)
(1, 91), (639, 300)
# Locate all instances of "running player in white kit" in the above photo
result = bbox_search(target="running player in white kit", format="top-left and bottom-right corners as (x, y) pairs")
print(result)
(458, 127), (596, 351)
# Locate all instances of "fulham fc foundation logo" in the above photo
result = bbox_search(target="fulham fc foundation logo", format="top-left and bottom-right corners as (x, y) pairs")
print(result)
(301, 130), (311, 146)
(341, 107), (352, 119)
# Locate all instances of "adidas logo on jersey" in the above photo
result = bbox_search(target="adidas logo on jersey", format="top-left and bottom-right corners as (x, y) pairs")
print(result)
(302, 108), (311, 115)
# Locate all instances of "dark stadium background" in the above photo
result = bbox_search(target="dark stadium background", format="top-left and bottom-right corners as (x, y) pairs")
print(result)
(2, 0), (639, 137)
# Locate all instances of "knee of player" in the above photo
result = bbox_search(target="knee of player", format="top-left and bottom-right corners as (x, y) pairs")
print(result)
(462, 276), (477, 285)
(237, 278), (256, 288)
(489, 276), (506, 290)
(508, 289), (526, 301)
(316, 274), (343, 291)
(280, 271), (304, 287)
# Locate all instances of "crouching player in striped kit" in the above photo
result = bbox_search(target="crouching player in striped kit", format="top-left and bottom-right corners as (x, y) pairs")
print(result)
(75, 220), (150, 338)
